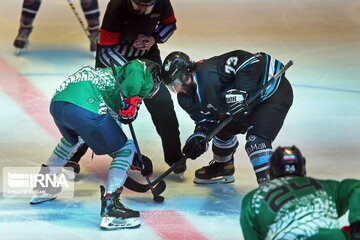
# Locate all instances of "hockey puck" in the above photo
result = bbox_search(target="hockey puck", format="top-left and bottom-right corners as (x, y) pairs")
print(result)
(153, 195), (165, 203)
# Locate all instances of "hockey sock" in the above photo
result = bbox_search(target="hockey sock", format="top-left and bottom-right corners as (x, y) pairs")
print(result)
(80, 0), (100, 22)
(212, 136), (238, 162)
(106, 140), (136, 194)
(245, 135), (272, 183)
(46, 137), (85, 174)
(21, 0), (41, 25)
(248, 149), (272, 177)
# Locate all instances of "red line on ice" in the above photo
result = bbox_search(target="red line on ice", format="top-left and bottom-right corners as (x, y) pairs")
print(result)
(143, 210), (208, 240)
(0, 56), (60, 139)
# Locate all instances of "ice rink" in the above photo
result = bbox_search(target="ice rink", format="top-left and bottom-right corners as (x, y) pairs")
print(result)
(0, 0), (359, 239)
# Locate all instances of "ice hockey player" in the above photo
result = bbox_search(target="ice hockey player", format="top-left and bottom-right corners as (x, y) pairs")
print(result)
(162, 50), (293, 185)
(13, 0), (100, 53)
(240, 145), (360, 240)
(30, 59), (161, 230)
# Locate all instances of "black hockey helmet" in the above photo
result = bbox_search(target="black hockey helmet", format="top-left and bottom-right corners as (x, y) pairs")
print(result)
(140, 59), (161, 99)
(268, 145), (306, 180)
(131, 0), (156, 6)
(162, 51), (194, 91)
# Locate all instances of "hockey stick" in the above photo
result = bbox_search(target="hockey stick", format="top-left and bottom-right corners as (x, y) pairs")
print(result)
(66, 0), (94, 42)
(125, 60), (294, 191)
(109, 60), (166, 202)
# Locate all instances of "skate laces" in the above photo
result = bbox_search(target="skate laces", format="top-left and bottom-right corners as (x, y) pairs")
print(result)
(206, 159), (233, 169)
(208, 159), (216, 165)
(203, 159), (220, 170)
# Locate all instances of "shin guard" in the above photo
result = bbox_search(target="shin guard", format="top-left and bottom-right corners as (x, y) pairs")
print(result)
(106, 140), (136, 194)
(46, 137), (85, 174)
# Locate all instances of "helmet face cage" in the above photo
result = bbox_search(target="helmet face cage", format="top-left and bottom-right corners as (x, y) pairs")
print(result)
(162, 51), (194, 92)
(268, 146), (306, 180)
(165, 68), (192, 93)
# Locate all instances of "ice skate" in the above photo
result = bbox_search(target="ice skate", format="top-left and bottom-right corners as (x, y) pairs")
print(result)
(30, 191), (59, 205)
(30, 164), (62, 204)
(194, 159), (235, 184)
(100, 185), (140, 230)
(13, 25), (32, 55)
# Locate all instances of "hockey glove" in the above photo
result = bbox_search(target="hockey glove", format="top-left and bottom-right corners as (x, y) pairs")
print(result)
(182, 133), (209, 160)
(118, 96), (142, 124)
(194, 120), (218, 136)
(226, 89), (249, 119)
(131, 153), (153, 178)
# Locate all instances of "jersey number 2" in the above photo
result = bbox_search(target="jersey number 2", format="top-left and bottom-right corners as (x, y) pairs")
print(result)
(265, 178), (323, 212)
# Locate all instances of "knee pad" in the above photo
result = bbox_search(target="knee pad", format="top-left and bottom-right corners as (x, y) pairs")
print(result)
(245, 135), (272, 172)
(212, 136), (239, 162)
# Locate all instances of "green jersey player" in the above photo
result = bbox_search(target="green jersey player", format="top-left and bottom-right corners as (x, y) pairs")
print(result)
(240, 145), (360, 240)
(31, 59), (161, 230)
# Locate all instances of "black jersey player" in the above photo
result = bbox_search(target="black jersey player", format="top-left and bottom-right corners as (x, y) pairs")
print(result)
(93, 0), (185, 176)
(162, 50), (294, 185)
(14, 0), (100, 53)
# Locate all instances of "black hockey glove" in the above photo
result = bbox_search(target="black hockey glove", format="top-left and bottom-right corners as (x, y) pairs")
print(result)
(182, 133), (209, 160)
(226, 89), (249, 120)
(351, 221), (360, 240)
(131, 153), (153, 178)
(194, 120), (218, 136)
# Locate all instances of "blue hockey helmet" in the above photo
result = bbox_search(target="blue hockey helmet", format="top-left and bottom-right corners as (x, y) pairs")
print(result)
(268, 145), (306, 180)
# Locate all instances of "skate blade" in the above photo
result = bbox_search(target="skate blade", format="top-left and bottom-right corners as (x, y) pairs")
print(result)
(176, 172), (185, 181)
(193, 175), (235, 184)
(15, 48), (22, 56)
(30, 193), (57, 205)
(100, 217), (141, 230)
(15, 43), (29, 56)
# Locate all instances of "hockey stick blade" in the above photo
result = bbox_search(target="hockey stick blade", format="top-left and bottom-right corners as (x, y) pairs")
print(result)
(124, 177), (166, 195)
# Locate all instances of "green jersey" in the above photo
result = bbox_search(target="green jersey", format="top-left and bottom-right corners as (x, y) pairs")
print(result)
(240, 176), (360, 240)
(51, 60), (153, 114)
